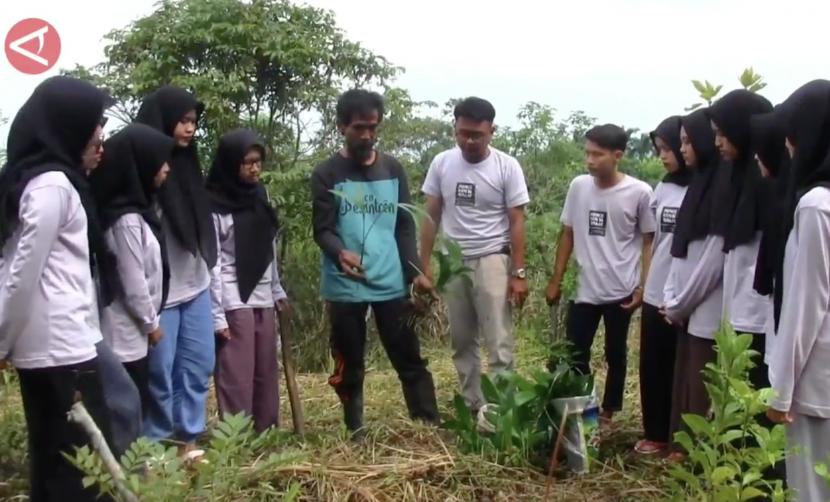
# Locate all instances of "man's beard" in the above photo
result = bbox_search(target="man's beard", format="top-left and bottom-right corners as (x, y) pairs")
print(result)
(348, 140), (375, 163)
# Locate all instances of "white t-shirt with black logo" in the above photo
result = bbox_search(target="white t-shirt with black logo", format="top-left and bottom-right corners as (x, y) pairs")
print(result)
(422, 147), (530, 258)
(644, 182), (688, 307)
(561, 174), (656, 304)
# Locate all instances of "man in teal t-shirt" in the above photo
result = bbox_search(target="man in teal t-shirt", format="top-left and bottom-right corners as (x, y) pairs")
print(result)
(310, 89), (439, 438)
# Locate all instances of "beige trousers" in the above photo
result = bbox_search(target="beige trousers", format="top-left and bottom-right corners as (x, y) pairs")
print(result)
(445, 253), (514, 410)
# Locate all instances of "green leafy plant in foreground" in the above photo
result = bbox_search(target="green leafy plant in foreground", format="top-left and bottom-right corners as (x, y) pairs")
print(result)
(444, 342), (593, 468)
(68, 413), (305, 501)
(667, 329), (788, 502)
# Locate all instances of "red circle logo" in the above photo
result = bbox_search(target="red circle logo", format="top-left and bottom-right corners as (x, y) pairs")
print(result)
(5, 18), (61, 75)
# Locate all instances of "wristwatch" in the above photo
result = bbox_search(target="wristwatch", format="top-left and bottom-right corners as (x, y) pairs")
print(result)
(511, 268), (527, 280)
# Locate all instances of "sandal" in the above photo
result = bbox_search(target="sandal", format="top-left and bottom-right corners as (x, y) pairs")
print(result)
(634, 439), (668, 455)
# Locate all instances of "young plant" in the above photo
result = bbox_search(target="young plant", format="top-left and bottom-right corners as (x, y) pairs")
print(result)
(444, 342), (594, 469)
(667, 328), (788, 502)
(68, 413), (306, 501)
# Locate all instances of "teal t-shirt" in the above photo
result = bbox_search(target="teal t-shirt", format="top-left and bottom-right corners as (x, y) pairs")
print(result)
(312, 153), (418, 303)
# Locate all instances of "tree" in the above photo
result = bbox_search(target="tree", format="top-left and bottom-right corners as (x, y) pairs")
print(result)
(64, 0), (398, 170)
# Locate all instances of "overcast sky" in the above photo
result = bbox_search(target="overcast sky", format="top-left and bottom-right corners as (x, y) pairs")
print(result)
(1, 0), (828, 143)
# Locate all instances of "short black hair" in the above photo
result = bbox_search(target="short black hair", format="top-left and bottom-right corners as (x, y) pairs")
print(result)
(454, 97), (496, 123)
(336, 89), (385, 126)
(585, 124), (629, 152)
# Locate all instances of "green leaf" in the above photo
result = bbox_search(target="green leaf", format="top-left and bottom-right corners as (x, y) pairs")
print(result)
(711, 465), (736, 484)
(740, 486), (766, 501)
(682, 413), (712, 435)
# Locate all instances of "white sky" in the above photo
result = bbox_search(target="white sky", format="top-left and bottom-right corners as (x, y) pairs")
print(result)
(1, 0), (828, 143)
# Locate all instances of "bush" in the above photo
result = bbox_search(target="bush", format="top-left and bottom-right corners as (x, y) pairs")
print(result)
(667, 329), (788, 502)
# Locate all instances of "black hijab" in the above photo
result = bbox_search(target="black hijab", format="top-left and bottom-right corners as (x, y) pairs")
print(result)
(781, 80), (830, 201)
(650, 115), (692, 186)
(89, 123), (175, 309)
(206, 129), (279, 303)
(135, 85), (217, 268)
(0, 76), (122, 304)
(751, 109), (790, 309)
(706, 89), (773, 251)
(671, 109), (721, 258)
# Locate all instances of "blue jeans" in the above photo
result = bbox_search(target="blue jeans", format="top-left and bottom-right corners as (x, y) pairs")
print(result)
(144, 289), (214, 442)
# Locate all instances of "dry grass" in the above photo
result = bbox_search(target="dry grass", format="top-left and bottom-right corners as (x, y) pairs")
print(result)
(0, 325), (673, 501)
(229, 325), (672, 502)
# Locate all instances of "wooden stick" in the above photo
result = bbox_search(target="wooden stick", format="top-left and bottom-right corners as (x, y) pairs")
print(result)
(67, 399), (139, 502)
(544, 403), (571, 501)
(278, 309), (305, 436)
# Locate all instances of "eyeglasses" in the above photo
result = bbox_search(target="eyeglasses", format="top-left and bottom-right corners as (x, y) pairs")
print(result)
(242, 158), (263, 169)
(86, 135), (105, 153)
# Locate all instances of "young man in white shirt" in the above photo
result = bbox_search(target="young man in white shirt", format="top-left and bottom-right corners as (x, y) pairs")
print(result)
(420, 97), (530, 412)
(546, 124), (655, 425)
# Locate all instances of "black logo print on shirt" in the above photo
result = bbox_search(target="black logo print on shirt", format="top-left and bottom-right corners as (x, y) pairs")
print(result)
(661, 207), (679, 233)
(455, 182), (476, 207)
(588, 210), (607, 236)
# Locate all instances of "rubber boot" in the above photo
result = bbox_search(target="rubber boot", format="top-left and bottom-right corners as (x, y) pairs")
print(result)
(343, 392), (366, 442)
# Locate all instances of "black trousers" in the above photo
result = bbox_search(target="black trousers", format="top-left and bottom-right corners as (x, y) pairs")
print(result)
(17, 359), (114, 502)
(566, 298), (633, 412)
(123, 356), (150, 417)
(639, 303), (678, 443)
(327, 298), (439, 422)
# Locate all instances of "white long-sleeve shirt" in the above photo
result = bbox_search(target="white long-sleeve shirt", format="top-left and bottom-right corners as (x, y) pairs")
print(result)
(99, 213), (163, 363)
(0, 172), (102, 369)
(663, 235), (725, 340)
(770, 187), (830, 418)
(210, 213), (287, 331)
(644, 182), (687, 307)
(722, 232), (768, 334)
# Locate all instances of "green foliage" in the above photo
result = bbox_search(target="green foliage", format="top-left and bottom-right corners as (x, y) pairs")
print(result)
(667, 329), (788, 502)
(64, 0), (396, 167)
(688, 80), (724, 111)
(444, 343), (593, 469)
(0, 371), (27, 495)
(68, 413), (307, 501)
(687, 68), (767, 111)
(739, 68), (767, 93)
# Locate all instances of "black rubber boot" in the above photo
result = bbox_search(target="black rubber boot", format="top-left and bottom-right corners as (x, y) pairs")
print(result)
(343, 392), (366, 442)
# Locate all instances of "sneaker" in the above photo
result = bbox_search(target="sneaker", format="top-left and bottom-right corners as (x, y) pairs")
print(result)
(634, 439), (668, 455)
(665, 452), (686, 464)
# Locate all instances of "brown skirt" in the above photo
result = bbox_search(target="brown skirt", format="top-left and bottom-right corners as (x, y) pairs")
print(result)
(669, 331), (716, 451)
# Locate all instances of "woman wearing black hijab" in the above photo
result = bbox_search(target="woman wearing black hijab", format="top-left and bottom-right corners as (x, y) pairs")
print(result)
(767, 80), (830, 501)
(707, 89), (773, 390)
(206, 129), (288, 433)
(90, 123), (174, 417)
(135, 85), (216, 457)
(0, 76), (114, 501)
(636, 116), (692, 455)
(662, 108), (724, 461)
(750, 109), (790, 367)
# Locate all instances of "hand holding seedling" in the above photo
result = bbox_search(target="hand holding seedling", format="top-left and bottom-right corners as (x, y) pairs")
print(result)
(413, 274), (439, 300)
(339, 249), (365, 280)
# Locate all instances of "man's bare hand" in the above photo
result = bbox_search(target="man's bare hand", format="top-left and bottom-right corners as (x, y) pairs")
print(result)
(338, 250), (365, 280)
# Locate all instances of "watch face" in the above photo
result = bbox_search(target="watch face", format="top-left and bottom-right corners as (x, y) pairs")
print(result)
(515, 269), (526, 279)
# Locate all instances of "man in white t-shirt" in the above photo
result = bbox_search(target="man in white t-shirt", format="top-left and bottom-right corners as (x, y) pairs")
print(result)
(545, 124), (656, 425)
(420, 97), (530, 412)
